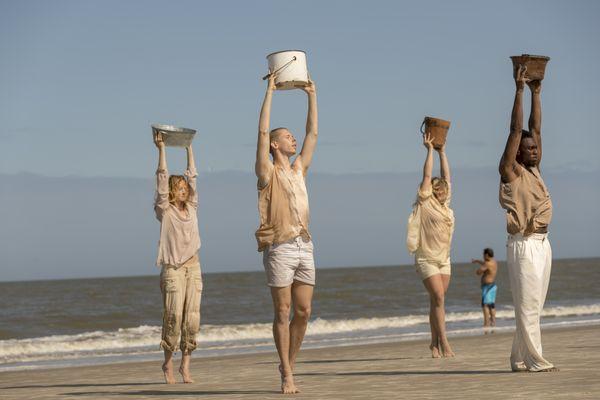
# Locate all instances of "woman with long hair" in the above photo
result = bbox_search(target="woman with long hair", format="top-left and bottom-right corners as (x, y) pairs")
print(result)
(411, 133), (455, 358)
(153, 131), (202, 383)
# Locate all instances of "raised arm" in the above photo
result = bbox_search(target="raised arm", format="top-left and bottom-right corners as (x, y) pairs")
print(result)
(255, 74), (276, 187)
(437, 144), (451, 184)
(527, 79), (542, 167)
(419, 133), (434, 193)
(154, 131), (167, 172)
(499, 65), (528, 183)
(296, 79), (318, 175)
(153, 132), (169, 220)
(185, 145), (198, 209)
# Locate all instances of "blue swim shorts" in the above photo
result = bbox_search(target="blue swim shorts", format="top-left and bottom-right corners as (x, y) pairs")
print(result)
(481, 282), (497, 308)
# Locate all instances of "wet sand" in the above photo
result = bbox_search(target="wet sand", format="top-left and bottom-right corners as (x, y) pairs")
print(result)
(1, 325), (598, 399)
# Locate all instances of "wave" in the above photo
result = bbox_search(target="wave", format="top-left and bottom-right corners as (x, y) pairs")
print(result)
(2, 303), (599, 367)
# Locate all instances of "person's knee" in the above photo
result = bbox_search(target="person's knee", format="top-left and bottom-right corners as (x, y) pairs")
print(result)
(430, 292), (445, 307)
(274, 303), (291, 323)
(294, 304), (311, 322)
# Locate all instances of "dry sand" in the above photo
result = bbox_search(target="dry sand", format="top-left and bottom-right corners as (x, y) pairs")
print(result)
(1, 325), (599, 399)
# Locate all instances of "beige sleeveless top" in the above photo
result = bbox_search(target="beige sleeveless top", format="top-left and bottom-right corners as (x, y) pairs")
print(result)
(255, 166), (311, 251)
(499, 164), (552, 235)
(414, 184), (455, 262)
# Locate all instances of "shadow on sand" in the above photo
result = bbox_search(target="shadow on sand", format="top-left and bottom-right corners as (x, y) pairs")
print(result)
(297, 369), (513, 377)
(60, 389), (280, 397)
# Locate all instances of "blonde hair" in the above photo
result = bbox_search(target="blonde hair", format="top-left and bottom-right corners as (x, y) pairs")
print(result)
(431, 177), (449, 195)
(168, 175), (192, 204)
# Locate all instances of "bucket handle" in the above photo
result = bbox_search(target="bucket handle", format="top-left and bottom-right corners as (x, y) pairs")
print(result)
(262, 56), (297, 80)
(420, 118), (427, 134)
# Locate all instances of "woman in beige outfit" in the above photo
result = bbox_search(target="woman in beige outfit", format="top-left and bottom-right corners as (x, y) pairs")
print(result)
(153, 132), (202, 384)
(412, 133), (455, 358)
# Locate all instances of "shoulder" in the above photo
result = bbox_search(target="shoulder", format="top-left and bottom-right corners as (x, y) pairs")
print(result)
(500, 162), (524, 184)
(257, 166), (275, 190)
(501, 164), (525, 186)
(291, 157), (306, 174)
(417, 186), (432, 202)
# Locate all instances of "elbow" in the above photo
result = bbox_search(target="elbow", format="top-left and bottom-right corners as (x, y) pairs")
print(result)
(498, 157), (508, 174)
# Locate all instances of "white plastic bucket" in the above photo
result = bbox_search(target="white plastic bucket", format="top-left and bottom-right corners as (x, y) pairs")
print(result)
(151, 124), (196, 147)
(266, 50), (309, 90)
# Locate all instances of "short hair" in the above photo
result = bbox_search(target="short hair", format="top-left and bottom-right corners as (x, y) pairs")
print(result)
(269, 127), (288, 155)
(168, 175), (191, 203)
(483, 248), (494, 258)
(521, 129), (533, 140)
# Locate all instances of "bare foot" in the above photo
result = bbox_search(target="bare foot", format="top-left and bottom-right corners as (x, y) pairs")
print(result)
(440, 341), (455, 358)
(429, 344), (441, 358)
(278, 364), (285, 383)
(162, 362), (176, 384)
(281, 375), (300, 394)
(179, 366), (194, 383)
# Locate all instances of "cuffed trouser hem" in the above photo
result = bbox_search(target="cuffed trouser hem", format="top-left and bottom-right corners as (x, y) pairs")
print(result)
(179, 339), (197, 353)
(159, 340), (178, 353)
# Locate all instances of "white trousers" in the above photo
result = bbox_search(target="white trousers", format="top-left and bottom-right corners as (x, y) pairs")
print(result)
(507, 233), (554, 371)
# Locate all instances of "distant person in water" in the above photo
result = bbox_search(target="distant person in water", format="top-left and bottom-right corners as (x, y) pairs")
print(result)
(407, 132), (455, 358)
(498, 65), (557, 372)
(255, 72), (318, 394)
(153, 132), (202, 384)
(472, 248), (498, 328)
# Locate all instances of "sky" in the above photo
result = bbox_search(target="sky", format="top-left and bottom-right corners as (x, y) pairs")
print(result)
(2, 0), (599, 177)
(1, 1), (599, 281)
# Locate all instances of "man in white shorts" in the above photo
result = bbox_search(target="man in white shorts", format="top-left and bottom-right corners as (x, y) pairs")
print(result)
(255, 73), (318, 394)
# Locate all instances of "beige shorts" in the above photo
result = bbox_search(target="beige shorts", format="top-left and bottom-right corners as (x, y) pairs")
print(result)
(263, 236), (315, 287)
(415, 257), (451, 281)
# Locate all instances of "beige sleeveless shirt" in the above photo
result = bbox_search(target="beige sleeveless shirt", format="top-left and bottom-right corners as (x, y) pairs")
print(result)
(255, 166), (311, 251)
(499, 164), (552, 235)
(414, 184), (455, 262)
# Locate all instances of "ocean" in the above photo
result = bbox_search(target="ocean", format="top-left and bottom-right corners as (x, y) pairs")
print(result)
(1, 258), (599, 372)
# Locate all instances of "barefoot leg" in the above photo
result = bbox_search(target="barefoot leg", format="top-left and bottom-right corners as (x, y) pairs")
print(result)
(423, 274), (454, 358)
(289, 282), (313, 371)
(179, 351), (194, 383)
(271, 286), (299, 394)
(162, 350), (176, 384)
(428, 300), (441, 358)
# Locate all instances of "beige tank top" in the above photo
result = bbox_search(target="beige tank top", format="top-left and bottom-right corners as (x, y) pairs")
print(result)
(499, 164), (552, 235)
(255, 166), (311, 251)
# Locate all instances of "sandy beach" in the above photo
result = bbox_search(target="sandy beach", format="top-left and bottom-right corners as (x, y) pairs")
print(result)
(1, 325), (598, 399)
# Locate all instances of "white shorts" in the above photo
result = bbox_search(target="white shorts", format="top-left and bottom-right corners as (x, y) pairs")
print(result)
(262, 236), (316, 287)
(415, 257), (451, 281)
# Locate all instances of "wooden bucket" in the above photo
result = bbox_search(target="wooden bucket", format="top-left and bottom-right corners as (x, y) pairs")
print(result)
(510, 54), (550, 81)
(420, 117), (450, 149)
